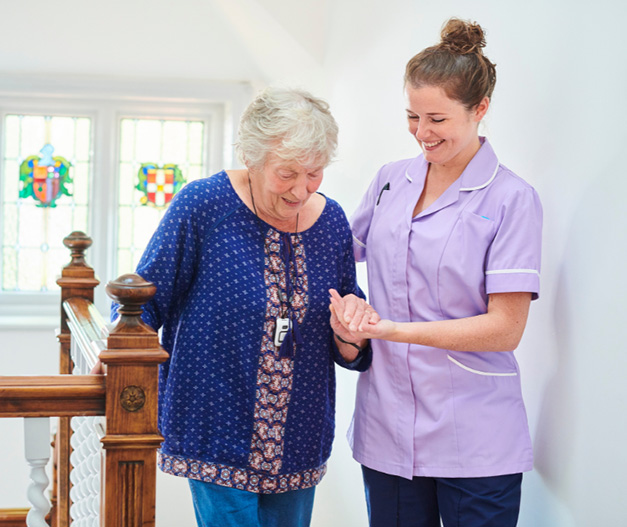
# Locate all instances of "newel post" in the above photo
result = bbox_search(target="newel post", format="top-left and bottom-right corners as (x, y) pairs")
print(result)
(55, 231), (100, 527)
(99, 274), (169, 527)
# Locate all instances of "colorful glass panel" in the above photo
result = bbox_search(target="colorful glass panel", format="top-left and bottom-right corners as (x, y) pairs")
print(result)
(19, 144), (73, 207)
(117, 118), (205, 274)
(1, 115), (92, 291)
(136, 163), (185, 207)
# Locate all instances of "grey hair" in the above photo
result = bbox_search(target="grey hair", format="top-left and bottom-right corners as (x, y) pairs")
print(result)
(235, 86), (339, 170)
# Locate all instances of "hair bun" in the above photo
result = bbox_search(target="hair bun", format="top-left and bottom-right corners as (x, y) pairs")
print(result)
(440, 18), (486, 55)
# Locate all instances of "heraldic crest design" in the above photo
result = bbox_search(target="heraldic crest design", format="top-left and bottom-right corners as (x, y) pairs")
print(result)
(136, 163), (185, 208)
(19, 144), (72, 208)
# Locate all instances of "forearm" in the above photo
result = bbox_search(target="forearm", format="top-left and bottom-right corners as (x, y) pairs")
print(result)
(349, 292), (532, 352)
(382, 313), (523, 352)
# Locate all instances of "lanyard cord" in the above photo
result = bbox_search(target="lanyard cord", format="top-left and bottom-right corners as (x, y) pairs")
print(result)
(248, 174), (303, 357)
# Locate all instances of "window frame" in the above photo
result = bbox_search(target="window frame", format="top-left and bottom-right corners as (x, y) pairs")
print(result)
(0, 75), (252, 327)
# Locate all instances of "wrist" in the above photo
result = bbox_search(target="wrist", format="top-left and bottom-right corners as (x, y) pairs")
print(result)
(334, 333), (367, 353)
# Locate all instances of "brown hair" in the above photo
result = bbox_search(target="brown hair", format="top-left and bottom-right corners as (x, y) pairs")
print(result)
(404, 18), (497, 110)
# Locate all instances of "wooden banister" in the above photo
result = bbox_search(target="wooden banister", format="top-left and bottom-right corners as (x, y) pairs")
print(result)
(0, 232), (168, 527)
(64, 297), (108, 372)
(0, 508), (28, 527)
(99, 273), (168, 527)
(0, 376), (105, 417)
(56, 231), (100, 527)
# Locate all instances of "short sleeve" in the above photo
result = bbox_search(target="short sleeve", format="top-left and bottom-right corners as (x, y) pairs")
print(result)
(485, 187), (543, 300)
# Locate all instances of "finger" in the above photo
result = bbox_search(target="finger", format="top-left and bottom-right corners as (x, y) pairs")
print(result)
(359, 308), (381, 330)
(329, 305), (341, 329)
(370, 311), (381, 324)
(329, 295), (350, 330)
(342, 295), (359, 325)
(329, 289), (344, 305)
(350, 299), (367, 332)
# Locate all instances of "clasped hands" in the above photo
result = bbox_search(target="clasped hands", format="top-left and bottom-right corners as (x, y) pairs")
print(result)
(329, 288), (393, 342)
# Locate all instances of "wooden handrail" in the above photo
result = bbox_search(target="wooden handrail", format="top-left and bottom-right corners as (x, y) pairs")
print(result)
(56, 231), (100, 527)
(64, 297), (108, 371)
(0, 231), (168, 527)
(0, 508), (28, 527)
(0, 375), (105, 417)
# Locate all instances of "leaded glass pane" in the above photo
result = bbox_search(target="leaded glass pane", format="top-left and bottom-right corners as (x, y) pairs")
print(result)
(2, 204), (17, 246)
(116, 117), (206, 274)
(2, 247), (17, 290)
(74, 206), (88, 233)
(73, 163), (90, 205)
(17, 247), (44, 291)
(3, 160), (19, 202)
(1, 114), (93, 291)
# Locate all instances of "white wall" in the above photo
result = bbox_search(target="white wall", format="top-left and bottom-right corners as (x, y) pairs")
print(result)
(2, 0), (627, 525)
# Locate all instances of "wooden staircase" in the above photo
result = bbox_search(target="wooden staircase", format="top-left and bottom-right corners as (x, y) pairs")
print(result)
(0, 231), (168, 527)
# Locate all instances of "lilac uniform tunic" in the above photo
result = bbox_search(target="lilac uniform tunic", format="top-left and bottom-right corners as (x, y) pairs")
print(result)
(348, 138), (542, 479)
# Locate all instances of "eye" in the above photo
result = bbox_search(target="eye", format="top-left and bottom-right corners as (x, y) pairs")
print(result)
(407, 114), (419, 120)
(431, 118), (445, 123)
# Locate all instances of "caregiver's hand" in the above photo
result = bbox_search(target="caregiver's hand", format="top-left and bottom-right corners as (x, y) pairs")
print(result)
(329, 289), (392, 341)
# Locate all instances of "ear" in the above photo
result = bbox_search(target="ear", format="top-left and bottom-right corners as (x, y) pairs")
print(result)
(473, 97), (490, 122)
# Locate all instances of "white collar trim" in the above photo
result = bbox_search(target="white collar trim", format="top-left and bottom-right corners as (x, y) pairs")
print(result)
(460, 157), (499, 191)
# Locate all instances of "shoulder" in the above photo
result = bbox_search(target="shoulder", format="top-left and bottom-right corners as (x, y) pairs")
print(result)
(494, 164), (537, 192)
(489, 164), (542, 207)
(378, 156), (424, 182)
(479, 165), (543, 227)
(174, 171), (238, 213)
(319, 194), (350, 225)
(169, 171), (227, 204)
(313, 194), (350, 234)
(183, 171), (231, 198)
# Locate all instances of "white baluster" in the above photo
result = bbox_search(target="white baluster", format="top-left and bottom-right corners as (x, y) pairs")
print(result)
(24, 418), (51, 527)
(69, 416), (102, 527)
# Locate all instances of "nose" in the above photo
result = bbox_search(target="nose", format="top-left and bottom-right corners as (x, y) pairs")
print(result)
(413, 120), (431, 141)
(290, 174), (309, 201)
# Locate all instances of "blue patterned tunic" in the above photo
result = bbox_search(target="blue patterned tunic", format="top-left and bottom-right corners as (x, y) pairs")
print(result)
(134, 171), (371, 493)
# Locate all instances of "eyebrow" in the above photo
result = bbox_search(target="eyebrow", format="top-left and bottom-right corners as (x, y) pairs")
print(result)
(405, 109), (447, 116)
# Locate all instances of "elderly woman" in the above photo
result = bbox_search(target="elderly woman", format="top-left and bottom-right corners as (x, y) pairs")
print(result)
(132, 87), (371, 527)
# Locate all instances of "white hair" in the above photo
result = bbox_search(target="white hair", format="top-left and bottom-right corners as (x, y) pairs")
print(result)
(235, 86), (339, 170)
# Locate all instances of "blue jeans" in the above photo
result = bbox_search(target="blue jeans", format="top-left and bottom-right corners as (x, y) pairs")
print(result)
(362, 466), (523, 527)
(188, 478), (315, 527)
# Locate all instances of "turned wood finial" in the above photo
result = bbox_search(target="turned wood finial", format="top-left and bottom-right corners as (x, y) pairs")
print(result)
(106, 274), (157, 337)
(62, 231), (92, 268)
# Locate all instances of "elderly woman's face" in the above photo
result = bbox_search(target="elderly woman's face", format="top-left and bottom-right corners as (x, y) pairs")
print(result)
(249, 152), (324, 225)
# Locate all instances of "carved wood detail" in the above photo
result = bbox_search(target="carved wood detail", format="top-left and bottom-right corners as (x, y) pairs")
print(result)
(0, 232), (167, 527)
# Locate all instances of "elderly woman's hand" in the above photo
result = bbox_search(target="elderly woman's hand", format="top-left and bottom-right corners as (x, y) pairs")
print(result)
(329, 289), (395, 343)
(329, 288), (383, 340)
(90, 360), (105, 375)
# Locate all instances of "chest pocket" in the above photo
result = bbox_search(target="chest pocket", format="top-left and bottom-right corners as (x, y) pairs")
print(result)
(439, 210), (498, 317)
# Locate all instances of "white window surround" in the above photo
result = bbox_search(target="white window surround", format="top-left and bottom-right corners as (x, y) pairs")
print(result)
(0, 74), (253, 328)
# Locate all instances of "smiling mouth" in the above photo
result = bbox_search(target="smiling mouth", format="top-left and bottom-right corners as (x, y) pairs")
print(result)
(422, 139), (444, 148)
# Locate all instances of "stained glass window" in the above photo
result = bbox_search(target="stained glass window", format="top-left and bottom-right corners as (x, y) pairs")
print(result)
(1, 115), (92, 292)
(117, 118), (205, 274)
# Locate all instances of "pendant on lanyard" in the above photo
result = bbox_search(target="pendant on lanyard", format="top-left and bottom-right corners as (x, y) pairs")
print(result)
(274, 316), (292, 348)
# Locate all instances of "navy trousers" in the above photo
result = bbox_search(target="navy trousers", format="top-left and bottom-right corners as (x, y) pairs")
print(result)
(362, 466), (522, 527)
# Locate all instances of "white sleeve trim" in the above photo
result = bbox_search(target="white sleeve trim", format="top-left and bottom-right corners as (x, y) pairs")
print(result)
(486, 268), (540, 276)
(353, 235), (367, 249)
